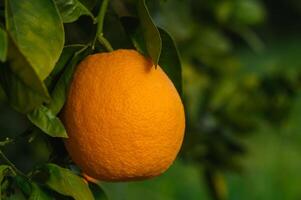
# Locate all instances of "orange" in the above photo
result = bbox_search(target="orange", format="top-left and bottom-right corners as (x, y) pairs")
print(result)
(62, 49), (185, 181)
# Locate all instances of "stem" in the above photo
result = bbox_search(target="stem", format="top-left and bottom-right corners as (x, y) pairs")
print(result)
(0, 138), (14, 146)
(0, 149), (28, 178)
(98, 35), (113, 52)
(92, 0), (113, 51)
(204, 167), (228, 200)
(97, 0), (110, 36)
(232, 27), (264, 53)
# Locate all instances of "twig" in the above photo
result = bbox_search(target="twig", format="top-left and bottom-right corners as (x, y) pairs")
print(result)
(98, 34), (113, 52)
(92, 0), (113, 51)
(0, 149), (28, 179)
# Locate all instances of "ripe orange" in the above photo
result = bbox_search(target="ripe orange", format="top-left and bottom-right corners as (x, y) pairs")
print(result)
(62, 49), (185, 181)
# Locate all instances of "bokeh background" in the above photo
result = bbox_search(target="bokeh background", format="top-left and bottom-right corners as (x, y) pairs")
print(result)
(1, 0), (301, 199)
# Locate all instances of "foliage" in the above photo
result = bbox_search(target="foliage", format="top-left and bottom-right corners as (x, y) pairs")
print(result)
(0, 0), (301, 199)
(150, 0), (301, 199)
(0, 0), (182, 199)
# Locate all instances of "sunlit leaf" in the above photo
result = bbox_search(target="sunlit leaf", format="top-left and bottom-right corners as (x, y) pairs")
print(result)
(28, 45), (88, 137)
(42, 164), (94, 200)
(54, 0), (95, 23)
(6, 0), (64, 80)
(27, 105), (67, 138)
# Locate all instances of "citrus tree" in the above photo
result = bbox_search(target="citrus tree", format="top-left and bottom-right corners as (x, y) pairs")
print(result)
(0, 0), (183, 199)
(1, 0), (301, 200)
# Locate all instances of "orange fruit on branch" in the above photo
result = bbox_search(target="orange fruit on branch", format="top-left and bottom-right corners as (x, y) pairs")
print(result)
(62, 49), (185, 181)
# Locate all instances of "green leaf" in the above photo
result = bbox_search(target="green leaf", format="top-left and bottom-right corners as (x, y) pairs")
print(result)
(54, 0), (95, 23)
(45, 44), (86, 89)
(14, 176), (32, 196)
(14, 176), (53, 200)
(120, 17), (147, 53)
(47, 45), (90, 115)
(42, 164), (94, 200)
(79, 0), (98, 10)
(0, 165), (12, 199)
(27, 105), (67, 138)
(29, 183), (53, 200)
(27, 45), (88, 138)
(1, 171), (26, 200)
(0, 27), (7, 62)
(0, 165), (11, 182)
(158, 28), (182, 96)
(89, 183), (108, 200)
(5, 0), (64, 81)
(0, 38), (50, 113)
(137, 0), (162, 65)
(2, 189), (26, 200)
(121, 17), (182, 96)
(0, 67), (45, 113)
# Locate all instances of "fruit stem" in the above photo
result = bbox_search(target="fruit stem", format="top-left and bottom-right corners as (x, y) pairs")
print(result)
(92, 0), (114, 51)
(97, 0), (110, 36)
(98, 34), (113, 52)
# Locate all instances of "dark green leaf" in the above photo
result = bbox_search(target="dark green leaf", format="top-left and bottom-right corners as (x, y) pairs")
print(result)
(29, 183), (53, 200)
(47, 46), (90, 115)
(64, 16), (96, 45)
(79, 0), (98, 10)
(45, 44), (86, 89)
(0, 165), (12, 199)
(0, 27), (7, 62)
(0, 38), (50, 113)
(54, 0), (95, 23)
(5, 0), (64, 80)
(27, 45), (88, 137)
(120, 17), (147, 53)
(137, 0), (162, 65)
(0, 84), (6, 102)
(0, 165), (11, 182)
(89, 183), (108, 200)
(121, 17), (182, 96)
(0, 69), (44, 113)
(27, 105), (67, 138)
(158, 28), (182, 96)
(14, 176), (32, 196)
(42, 164), (94, 200)
(27, 129), (52, 162)
(3, 189), (26, 200)
(14, 176), (53, 200)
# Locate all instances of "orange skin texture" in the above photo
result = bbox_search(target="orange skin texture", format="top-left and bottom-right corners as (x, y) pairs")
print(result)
(62, 49), (185, 181)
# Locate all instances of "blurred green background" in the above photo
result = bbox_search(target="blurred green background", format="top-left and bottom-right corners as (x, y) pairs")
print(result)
(1, 0), (301, 199)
